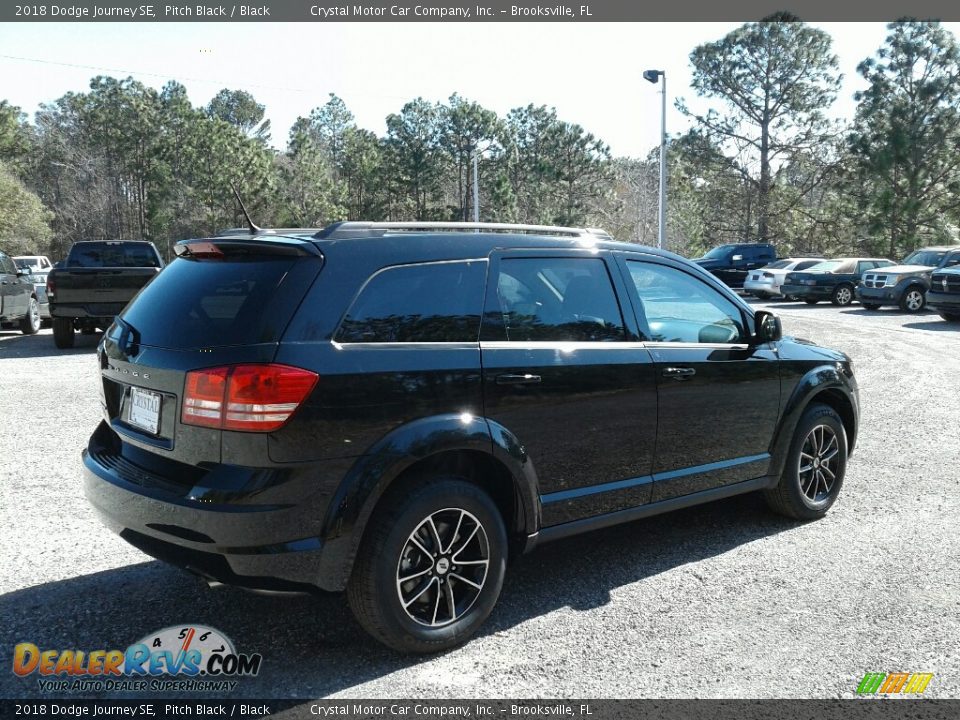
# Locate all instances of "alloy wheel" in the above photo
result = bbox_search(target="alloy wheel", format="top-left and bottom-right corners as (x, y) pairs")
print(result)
(396, 508), (490, 627)
(904, 290), (924, 312)
(835, 287), (852, 305)
(798, 424), (839, 503)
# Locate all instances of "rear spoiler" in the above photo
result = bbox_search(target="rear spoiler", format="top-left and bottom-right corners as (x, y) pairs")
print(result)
(174, 237), (322, 258)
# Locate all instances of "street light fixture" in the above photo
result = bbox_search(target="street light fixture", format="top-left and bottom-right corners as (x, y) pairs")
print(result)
(644, 69), (666, 250)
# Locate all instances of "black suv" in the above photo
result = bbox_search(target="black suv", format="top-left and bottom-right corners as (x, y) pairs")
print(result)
(84, 222), (859, 653)
(693, 243), (777, 289)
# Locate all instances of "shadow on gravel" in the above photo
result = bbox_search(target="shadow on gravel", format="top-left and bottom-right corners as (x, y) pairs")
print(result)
(0, 493), (797, 699)
(0, 330), (100, 358)
(902, 320), (960, 332)
(838, 308), (936, 318)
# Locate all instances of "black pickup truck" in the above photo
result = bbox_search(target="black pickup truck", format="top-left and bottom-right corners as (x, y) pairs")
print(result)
(46, 241), (163, 348)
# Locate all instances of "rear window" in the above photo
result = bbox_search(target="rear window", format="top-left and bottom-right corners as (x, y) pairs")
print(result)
(68, 243), (161, 268)
(120, 255), (321, 349)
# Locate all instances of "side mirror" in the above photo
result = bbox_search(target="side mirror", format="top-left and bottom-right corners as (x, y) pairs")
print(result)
(753, 310), (782, 344)
(731, 254), (743, 262)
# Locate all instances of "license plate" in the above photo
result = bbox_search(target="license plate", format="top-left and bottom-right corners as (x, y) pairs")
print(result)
(129, 387), (161, 435)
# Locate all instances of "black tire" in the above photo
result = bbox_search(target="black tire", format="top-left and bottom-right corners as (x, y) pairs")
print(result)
(831, 283), (854, 306)
(764, 403), (847, 521)
(862, 304), (881, 311)
(899, 286), (926, 313)
(939, 312), (960, 322)
(347, 476), (508, 653)
(52, 317), (75, 349)
(19, 297), (40, 335)
(804, 299), (819, 305)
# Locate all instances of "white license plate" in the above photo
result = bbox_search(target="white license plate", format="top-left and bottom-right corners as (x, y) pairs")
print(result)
(128, 387), (161, 435)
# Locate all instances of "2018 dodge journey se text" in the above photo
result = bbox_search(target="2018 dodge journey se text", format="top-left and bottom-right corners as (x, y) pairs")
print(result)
(83, 221), (859, 652)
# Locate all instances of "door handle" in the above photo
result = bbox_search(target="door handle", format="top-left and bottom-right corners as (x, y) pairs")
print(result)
(662, 367), (696, 379)
(495, 373), (542, 386)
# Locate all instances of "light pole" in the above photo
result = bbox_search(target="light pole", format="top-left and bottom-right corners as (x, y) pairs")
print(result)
(643, 69), (666, 250)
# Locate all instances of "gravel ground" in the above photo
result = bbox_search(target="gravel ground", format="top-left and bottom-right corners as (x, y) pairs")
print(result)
(1, 302), (958, 700)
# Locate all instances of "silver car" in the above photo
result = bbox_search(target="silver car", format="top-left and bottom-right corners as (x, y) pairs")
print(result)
(744, 257), (825, 299)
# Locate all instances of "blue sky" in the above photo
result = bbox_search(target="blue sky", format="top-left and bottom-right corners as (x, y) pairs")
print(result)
(1, 22), (955, 158)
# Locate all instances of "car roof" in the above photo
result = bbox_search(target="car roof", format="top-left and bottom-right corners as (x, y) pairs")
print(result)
(203, 222), (684, 263)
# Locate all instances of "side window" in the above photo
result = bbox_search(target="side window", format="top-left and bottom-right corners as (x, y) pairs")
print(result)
(338, 261), (486, 343)
(945, 254), (960, 268)
(796, 260), (820, 271)
(0, 254), (16, 275)
(490, 257), (625, 342)
(627, 261), (746, 344)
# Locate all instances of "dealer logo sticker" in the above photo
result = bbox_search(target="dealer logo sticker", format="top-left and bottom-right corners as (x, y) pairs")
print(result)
(856, 672), (933, 695)
(12, 625), (262, 693)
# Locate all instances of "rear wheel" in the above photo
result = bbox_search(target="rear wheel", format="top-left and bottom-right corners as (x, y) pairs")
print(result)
(19, 297), (40, 335)
(831, 284), (854, 306)
(347, 476), (508, 653)
(764, 403), (847, 521)
(52, 317), (75, 349)
(899, 286), (926, 313)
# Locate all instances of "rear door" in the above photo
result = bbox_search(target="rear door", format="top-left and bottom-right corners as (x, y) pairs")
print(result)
(479, 249), (658, 526)
(616, 254), (781, 502)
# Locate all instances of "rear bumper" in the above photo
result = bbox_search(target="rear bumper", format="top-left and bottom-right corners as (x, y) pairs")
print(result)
(82, 421), (347, 592)
(50, 302), (126, 320)
(926, 290), (960, 312)
(743, 279), (781, 296)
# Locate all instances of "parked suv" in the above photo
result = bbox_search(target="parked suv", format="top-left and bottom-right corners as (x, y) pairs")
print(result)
(857, 246), (960, 312)
(0, 249), (41, 335)
(693, 243), (777, 288)
(84, 222), (859, 653)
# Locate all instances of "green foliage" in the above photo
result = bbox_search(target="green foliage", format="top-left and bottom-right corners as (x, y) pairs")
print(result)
(849, 21), (960, 258)
(0, 160), (53, 254)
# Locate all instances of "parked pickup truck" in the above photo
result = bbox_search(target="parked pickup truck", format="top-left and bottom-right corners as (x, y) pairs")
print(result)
(46, 240), (163, 348)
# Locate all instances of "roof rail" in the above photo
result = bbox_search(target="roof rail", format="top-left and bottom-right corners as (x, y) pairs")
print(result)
(313, 221), (611, 240)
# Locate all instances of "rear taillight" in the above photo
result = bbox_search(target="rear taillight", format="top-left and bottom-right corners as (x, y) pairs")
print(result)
(46, 275), (55, 298)
(182, 364), (318, 432)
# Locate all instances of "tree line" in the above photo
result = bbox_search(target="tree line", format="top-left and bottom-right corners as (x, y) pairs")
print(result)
(2, 17), (959, 263)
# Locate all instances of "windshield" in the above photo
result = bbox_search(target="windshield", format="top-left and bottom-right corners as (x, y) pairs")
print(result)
(14, 259), (34, 270)
(804, 261), (843, 273)
(902, 250), (946, 267)
(701, 245), (734, 260)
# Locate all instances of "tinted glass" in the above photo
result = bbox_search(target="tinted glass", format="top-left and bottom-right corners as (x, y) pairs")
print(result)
(628, 261), (745, 344)
(491, 257), (625, 342)
(806, 261), (841, 273)
(701, 245), (734, 260)
(338, 261), (485, 343)
(0, 254), (16, 274)
(120, 255), (320, 349)
(67, 243), (161, 268)
(766, 260), (792, 269)
(794, 260), (823, 270)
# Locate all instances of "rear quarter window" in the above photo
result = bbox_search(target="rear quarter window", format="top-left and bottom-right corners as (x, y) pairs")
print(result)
(337, 260), (486, 343)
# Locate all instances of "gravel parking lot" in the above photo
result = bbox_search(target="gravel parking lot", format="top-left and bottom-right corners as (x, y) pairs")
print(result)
(1, 301), (958, 700)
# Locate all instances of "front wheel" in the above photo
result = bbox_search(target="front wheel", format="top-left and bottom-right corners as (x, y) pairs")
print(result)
(19, 297), (40, 335)
(831, 284), (854, 306)
(764, 403), (847, 521)
(52, 317), (75, 349)
(347, 477), (507, 653)
(899, 287), (926, 313)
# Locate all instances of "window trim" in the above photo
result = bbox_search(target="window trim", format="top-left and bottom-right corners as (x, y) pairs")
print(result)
(333, 257), (489, 345)
(480, 248), (639, 344)
(615, 253), (755, 346)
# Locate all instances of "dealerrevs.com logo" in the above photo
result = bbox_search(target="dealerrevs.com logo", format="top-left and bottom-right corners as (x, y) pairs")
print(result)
(856, 672), (934, 695)
(12, 625), (262, 693)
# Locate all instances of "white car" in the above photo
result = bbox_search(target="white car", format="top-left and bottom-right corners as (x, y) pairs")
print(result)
(744, 257), (825, 299)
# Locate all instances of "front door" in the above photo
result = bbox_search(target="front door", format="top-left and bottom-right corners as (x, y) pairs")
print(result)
(618, 255), (781, 502)
(480, 250), (658, 527)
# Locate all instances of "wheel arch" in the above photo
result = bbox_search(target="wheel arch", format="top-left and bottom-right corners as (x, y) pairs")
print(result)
(769, 367), (859, 480)
(314, 414), (540, 591)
